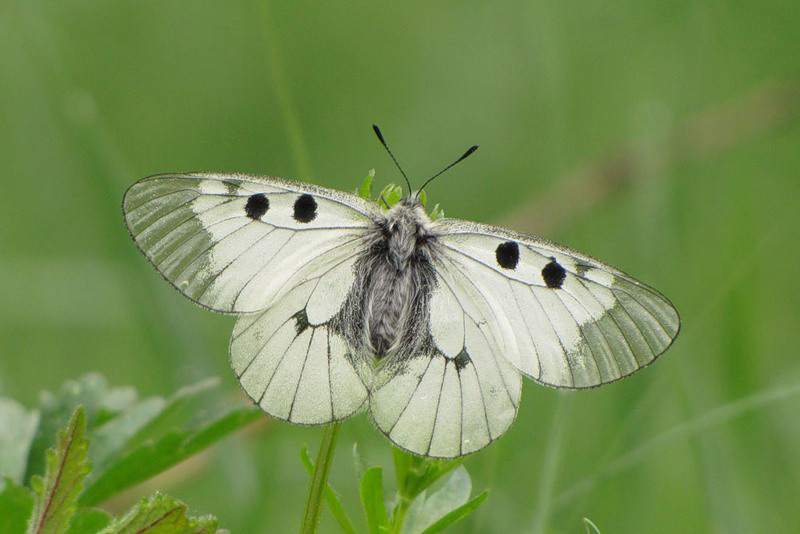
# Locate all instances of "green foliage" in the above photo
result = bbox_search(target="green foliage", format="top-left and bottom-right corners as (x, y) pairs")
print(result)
(357, 170), (375, 201)
(355, 171), (443, 219)
(67, 508), (112, 534)
(583, 517), (602, 534)
(379, 185), (403, 208)
(99, 493), (220, 534)
(0, 478), (34, 533)
(80, 380), (260, 505)
(300, 446), (358, 534)
(300, 444), (487, 534)
(24, 375), (134, 486)
(359, 467), (389, 533)
(27, 406), (90, 534)
(0, 398), (39, 485)
(402, 467), (487, 534)
(0, 375), (259, 533)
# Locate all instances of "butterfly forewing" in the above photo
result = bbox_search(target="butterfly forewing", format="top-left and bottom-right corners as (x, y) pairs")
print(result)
(430, 219), (680, 389)
(123, 173), (378, 313)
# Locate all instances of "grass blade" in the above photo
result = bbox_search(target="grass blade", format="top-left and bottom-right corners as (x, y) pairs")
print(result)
(360, 467), (388, 534)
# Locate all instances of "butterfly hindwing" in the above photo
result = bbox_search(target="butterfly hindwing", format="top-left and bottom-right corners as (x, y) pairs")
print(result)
(370, 308), (521, 457)
(230, 268), (370, 424)
(429, 219), (680, 389)
(123, 173), (378, 313)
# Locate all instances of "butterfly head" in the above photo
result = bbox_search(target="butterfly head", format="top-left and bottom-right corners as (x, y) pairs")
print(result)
(382, 198), (434, 270)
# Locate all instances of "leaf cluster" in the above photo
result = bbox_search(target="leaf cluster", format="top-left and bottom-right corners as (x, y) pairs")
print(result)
(300, 443), (487, 534)
(356, 171), (445, 220)
(0, 374), (259, 533)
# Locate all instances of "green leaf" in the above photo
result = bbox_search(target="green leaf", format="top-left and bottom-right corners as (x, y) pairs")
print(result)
(358, 169), (376, 200)
(360, 466), (389, 534)
(25, 374), (136, 484)
(99, 492), (220, 534)
(429, 204), (444, 221)
(300, 446), (358, 534)
(583, 517), (602, 534)
(352, 442), (366, 482)
(89, 397), (166, 474)
(392, 448), (463, 500)
(109, 379), (219, 454)
(27, 406), (90, 534)
(66, 508), (112, 534)
(0, 478), (34, 534)
(0, 398), (39, 483)
(391, 447), (413, 495)
(418, 491), (487, 534)
(403, 467), (473, 534)
(379, 184), (403, 208)
(418, 189), (428, 208)
(80, 401), (259, 506)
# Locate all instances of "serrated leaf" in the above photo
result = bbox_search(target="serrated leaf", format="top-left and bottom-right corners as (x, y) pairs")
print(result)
(418, 491), (487, 534)
(27, 406), (90, 534)
(99, 492), (220, 534)
(0, 478), (34, 534)
(66, 508), (112, 534)
(358, 170), (376, 200)
(300, 447), (357, 534)
(403, 467), (472, 534)
(0, 398), (39, 483)
(360, 466), (389, 534)
(80, 403), (259, 506)
(25, 374), (136, 484)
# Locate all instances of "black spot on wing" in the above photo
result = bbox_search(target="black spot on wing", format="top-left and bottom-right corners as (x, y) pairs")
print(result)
(244, 193), (269, 219)
(293, 194), (318, 223)
(293, 309), (310, 334)
(495, 241), (519, 269)
(453, 349), (471, 371)
(542, 258), (566, 288)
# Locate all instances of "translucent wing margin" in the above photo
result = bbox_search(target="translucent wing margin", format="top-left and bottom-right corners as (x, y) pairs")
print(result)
(123, 172), (378, 313)
(429, 219), (680, 389)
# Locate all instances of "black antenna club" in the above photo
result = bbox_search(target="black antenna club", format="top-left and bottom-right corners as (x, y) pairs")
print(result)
(415, 144), (479, 199)
(372, 125), (413, 195)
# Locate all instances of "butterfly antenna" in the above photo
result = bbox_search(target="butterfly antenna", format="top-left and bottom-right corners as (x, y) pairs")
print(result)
(372, 124), (413, 195)
(415, 145), (479, 199)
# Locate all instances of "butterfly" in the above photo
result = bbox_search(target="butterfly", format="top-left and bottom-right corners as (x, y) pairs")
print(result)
(123, 126), (679, 458)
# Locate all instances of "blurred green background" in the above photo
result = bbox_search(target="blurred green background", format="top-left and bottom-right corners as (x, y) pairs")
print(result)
(2, 1), (799, 532)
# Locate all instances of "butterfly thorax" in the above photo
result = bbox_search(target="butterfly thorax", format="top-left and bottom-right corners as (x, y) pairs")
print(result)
(353, 199), (438, 358)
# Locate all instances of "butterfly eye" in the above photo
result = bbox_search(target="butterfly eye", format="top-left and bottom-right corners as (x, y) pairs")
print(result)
(244, 193), (269, 219)
(293, 194), (318, 223)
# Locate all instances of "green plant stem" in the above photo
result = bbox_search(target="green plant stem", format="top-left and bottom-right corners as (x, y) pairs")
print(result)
(300, 423), (341, 534)
(390, 495), (412, 534)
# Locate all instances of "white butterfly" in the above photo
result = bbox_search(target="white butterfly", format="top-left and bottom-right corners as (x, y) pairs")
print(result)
(123, 128), (679, 458)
